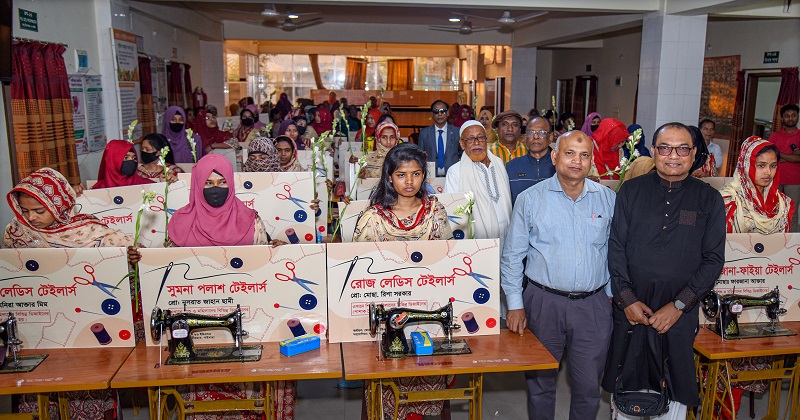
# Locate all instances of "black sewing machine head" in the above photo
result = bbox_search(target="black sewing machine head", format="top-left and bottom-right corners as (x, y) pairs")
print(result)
(702, 286), (787, 339)
(150, 304), (248, 362)
(0, 313), (22, 368)
(369, 302), (461, 358)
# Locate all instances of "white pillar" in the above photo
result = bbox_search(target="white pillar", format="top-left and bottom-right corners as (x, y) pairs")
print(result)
(200, 41), (225, 111)
(637, 13), (707, 140)
(510, 46), (537, 114)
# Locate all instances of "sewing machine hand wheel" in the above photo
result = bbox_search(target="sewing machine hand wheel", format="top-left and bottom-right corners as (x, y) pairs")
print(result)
(369, 302), (381, 337)
(150, 307), (164, 341)
(701, 290), (721, 320)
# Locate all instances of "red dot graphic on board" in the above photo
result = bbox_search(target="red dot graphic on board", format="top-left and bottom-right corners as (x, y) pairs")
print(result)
(74, 308), (81, 313)
(790, 285), (794, 290)
(305, 233), (314, 241)
(275, 217), (280, 221)
(274, 303), (280, 309)
(119, 330), (131, 340)
(313, 323), (326, 334)
(486, 318), (497, 328)
(449, 297), (455, 302)
(151, 229), (156, 233)
(318, 226), (325, 232)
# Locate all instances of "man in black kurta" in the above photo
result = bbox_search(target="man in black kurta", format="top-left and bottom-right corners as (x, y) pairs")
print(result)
(602, 122), (725, 418)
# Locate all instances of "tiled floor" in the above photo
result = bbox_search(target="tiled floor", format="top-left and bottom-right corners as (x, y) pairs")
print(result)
(116, 366), (788, 419)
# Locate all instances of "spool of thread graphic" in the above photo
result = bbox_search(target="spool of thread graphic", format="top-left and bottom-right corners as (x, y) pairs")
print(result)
(462, 312), (479, 334)
(91, 323), (112, 345)
(287, 318), (306, 337)
(285, 228), (300, 244)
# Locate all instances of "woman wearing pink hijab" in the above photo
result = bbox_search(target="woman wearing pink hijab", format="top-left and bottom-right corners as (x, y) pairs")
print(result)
(158, 154), (297, 419)
(580, 112), (602, 137)
(166, 154), (279, 247)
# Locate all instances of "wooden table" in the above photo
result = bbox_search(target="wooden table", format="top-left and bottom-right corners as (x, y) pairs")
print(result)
(0, 347), (134, 420)
(342, 330), (559, 420)
(694, 321), (800, 420)
(110, 342), (342, 420)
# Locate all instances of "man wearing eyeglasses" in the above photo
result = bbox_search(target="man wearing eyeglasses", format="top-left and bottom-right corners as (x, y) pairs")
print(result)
(602, 122), (725, 418)
(444, 120), (512, 242)
(488, 110), (528, 164)
(417, 100), (461, 176)
(502, 130), (615, 420)
(506, 116), (557, 204)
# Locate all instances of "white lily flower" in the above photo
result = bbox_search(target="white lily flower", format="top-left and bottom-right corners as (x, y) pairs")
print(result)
(633, 150), (641, 158)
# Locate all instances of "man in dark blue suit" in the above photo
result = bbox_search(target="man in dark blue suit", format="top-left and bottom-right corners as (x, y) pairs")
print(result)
(417, 100), (462, 176)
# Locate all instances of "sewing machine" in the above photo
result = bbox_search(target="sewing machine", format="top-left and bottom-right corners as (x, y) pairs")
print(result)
(0, 313), (47, 373)
(369, 302), (470, 358)
(150, 304), (262, 365)
(702, 286), (794, 339)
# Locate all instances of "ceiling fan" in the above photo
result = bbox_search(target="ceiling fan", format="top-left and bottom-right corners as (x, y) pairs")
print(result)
(455, 10), (548, 25)
(429, 19), (499, 35)
(220, 3), (319, 20)
(276, 16), (324, 31)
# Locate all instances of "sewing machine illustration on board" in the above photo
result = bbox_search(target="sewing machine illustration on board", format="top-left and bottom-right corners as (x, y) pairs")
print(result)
(701, 286), (795, 339)
(0, 313), (48, 373)
(150, 304), (263, 365)
(369, 301), (471, 358)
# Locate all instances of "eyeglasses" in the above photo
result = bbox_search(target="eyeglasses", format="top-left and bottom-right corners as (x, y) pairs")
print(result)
(526, 130), (550, 139)
(205, 115), (216, 120)
(654, 145), (693, 157)
(432, 108), (448, 115)
(463, 135), (488, 144)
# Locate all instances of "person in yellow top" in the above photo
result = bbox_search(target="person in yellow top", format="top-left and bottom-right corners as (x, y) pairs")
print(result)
(488, 110), (528, 164)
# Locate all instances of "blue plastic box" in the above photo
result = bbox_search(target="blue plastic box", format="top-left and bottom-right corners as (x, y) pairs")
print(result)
(280, 333), (320, 357)
(411, 331), (433, 355)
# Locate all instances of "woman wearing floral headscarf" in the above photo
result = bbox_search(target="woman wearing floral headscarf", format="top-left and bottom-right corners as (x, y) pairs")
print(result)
(711, 136), (795, 418)
(243, 136), (281, 173)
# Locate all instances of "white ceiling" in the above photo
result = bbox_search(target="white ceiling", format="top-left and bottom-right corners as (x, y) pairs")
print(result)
(133, 0), (799, 47)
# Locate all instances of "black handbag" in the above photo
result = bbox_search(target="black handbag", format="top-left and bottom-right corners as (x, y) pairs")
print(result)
(613, 327), (670, 417)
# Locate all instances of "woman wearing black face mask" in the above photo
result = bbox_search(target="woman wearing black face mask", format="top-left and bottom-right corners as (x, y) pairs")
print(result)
(92, 140), (155, 189)
(234, 108), (260, 146)
(136, 133), (184, 183)
(161, 106), (202, 163)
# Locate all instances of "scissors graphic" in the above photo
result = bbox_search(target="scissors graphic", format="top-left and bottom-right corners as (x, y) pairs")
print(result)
(276, 184), (308, 210)
(275, 262), (318, 294)
(148, 195), (176, 215)
(452, 256), (492, 288)
(73, 265), (120, 298)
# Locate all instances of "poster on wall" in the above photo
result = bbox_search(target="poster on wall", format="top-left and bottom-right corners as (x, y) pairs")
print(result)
(85, 75), (107, 152)
(69, 75), (88, 155)
(0, 247), (135, 349)
(138, 244), (327, 345)
(326, 239), (501, 343)
(112, 29), (142, 141)
(700, 55), (740, 140)
(707, 233), (800, 325)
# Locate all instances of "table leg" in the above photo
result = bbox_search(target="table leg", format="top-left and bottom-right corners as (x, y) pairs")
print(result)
(765, 357), (786, 419)
(790, 361), (800, 420)
(467, 373), (483, 420)
(700, 360), (720, 420)
(36, 394), (50, 420)
(56, 393), (69, 420)
(147, 387), (159, 420)
(263, 381), (274, 420)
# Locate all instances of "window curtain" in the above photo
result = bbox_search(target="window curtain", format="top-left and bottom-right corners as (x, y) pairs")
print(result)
(572, 75), (599, 127)
(10, 41), (80, 184)
(771, 67), (799, 133)
(138, 56), (155, 138)
(727, 69), (746, 177)
(387, 59), (414, 90)
(168, 61), (183, 107)
(308, 54), (324, 89)
(344, 57), (367, 90)
(183, 63), (192, 110)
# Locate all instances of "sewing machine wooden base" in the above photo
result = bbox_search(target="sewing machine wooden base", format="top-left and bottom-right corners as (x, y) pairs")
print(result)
(0, 354), (48, 374)
(706, 322), (797, 339)
(164, 344), (262, 365)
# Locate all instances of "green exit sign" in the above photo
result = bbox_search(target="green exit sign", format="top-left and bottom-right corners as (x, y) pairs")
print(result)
(19, 9), (38, 32)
